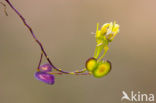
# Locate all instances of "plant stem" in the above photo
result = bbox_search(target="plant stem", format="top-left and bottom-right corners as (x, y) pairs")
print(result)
(0, 1), (8, 16)
(49, 72), (91, 75)
(98, 47), (108, 62)
(37, 52), (43, 70)
(5, 0), (88, 75)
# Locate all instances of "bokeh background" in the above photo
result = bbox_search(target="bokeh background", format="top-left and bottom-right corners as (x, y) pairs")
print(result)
(0, 0), (156, 103)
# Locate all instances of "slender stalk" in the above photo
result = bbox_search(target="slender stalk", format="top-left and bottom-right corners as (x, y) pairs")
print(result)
(5, 0), (89, 75)
(49, 72), (91, 75)
(97, 47), (109, 62)
(37, 52), (43, 70)
(0, 2), (8, 16)
(94, 46), (97, 58)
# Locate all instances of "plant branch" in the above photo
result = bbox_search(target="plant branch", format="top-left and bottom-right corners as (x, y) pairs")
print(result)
(0, 1), (8, 16)
(37, 52), (43, 70)
(5, 0), (89, 75)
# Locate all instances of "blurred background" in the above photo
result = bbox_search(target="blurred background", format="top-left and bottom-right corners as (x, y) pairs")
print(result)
(0, 0), (156, 103)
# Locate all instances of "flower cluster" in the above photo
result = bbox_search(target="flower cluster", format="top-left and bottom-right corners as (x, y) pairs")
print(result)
(96, 21), (119, 44)
(85, 21), (119, 78)
(94, 21), (120, 59)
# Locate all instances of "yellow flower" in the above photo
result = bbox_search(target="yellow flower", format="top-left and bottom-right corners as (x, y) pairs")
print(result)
(96, 21), (119, 42)
(104, 21), (119, 41)
(101, 23), (110, 35)
(94, 21), (119, 60)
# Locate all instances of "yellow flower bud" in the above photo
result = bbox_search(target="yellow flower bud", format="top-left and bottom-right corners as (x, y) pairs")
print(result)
(101, 23), (110, 35)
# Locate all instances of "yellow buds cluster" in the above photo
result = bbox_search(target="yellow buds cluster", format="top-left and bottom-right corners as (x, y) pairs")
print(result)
(96, 21), (119, 42)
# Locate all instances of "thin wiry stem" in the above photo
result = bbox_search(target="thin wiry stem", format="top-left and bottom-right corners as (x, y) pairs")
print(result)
(5, 0), (89, 75)
(49, 72), (92, 75)
(37, 52), (43, 70)
(97, 49), (108, 62)
(0, 2), (8, 16)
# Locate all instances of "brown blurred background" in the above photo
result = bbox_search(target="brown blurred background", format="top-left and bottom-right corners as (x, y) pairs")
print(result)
(0, 0), (156, 103)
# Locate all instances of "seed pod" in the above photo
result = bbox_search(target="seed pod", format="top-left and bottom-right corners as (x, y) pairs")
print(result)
(39, 63), (52, 72)
(93, 60), (111, 78)
(85, 57), (97, 72)
(35, 72), (55, 85)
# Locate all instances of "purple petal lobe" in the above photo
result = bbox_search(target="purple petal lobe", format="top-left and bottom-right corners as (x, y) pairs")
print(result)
(39, 63), (52, 72)
(35, 72), (55, 85)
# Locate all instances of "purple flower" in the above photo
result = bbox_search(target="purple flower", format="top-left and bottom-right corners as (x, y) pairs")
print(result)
(39, 63), (52, 72)
(35, 72), (55, 85)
